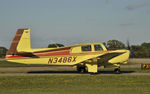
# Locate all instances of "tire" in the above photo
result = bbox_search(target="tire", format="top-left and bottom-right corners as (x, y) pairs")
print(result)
(114, 68), (120, 74)
(77, 67), (82, 72)
(77, 66), (87, 73)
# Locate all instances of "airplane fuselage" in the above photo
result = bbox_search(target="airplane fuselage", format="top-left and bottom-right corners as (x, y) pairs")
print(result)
(5, 29), (130, 73)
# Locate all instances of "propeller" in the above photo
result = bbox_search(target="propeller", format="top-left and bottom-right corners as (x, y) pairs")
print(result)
(127, 39), (131, 51)
(126, 39), (134, 55)
(126, 39), (135, 63)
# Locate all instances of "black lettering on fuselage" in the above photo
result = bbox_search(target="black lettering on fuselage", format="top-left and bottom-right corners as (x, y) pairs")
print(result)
(48, 56), (77, 64)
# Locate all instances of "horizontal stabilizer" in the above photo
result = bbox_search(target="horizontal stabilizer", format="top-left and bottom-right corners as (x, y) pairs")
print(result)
(17, 52), (39, 58)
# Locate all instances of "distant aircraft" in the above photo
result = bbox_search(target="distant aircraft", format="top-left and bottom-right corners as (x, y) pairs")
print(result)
(5, 29), (130, 73)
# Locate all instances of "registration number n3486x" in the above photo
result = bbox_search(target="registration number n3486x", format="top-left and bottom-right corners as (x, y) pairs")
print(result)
(48, 56), (77, 64)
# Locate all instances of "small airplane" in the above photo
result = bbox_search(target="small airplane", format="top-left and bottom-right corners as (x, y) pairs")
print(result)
(5, 29), (130, 73)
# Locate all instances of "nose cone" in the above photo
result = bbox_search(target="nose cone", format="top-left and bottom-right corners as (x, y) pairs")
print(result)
(108, 50), (130, 64)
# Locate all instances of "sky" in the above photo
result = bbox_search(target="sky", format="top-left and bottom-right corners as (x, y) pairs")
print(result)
(0, 0), (150, 48)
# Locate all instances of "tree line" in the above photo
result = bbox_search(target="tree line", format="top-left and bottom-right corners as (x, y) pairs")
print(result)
(0, 40), (150, 58)
(104, 40), (150, 58)
(0, 47), (7, 58)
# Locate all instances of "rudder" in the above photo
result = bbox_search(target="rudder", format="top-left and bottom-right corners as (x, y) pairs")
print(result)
(6, 29), (31, 55)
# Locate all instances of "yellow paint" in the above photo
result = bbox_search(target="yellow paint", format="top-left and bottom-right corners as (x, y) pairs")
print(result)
(17, 29), (31, 52)
(6, 29), (130, 73)
(86, 63), (98, 73)
(109, 50), (130, 64)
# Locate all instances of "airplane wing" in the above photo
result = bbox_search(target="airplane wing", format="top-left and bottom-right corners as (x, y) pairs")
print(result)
(97, 52), (125, 64)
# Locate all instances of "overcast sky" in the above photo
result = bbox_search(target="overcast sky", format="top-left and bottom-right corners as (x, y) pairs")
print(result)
(0, 0), (150, 48)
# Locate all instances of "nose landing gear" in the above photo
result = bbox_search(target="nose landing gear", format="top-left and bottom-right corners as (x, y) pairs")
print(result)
(114, 67), (121, 74)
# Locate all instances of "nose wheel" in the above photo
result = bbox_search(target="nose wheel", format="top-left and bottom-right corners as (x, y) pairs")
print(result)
(114, 67), (120, 74)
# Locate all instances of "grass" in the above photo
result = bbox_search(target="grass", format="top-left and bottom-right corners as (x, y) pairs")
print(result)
(123, 62), (139, 65)
(0, 60), (150, 73)
(100, 68), (150, 73)
(0, 59), (150, 94)
(0, 75), (150, 94)
(0, 67), (150, 74)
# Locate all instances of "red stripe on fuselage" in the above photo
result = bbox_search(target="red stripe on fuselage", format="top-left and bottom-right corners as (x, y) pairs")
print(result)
(6, 55), (24, 58)
(34, 47), (71, 53)
(6, 50), (70, 59)
(36, 50), (70, 56)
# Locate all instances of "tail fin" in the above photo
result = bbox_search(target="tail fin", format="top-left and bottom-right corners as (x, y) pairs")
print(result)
(6, 29), (31, 55)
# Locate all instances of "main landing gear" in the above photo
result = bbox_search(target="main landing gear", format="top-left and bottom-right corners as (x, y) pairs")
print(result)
(77, 66), (87, 73)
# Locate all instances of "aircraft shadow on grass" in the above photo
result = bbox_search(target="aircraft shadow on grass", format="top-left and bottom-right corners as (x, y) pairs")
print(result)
(27, 70), (135, 74)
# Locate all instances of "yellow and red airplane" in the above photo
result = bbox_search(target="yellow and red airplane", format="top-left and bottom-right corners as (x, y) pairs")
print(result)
(5, 29), (130, 73)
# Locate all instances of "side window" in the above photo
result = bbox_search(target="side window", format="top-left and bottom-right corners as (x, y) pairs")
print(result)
(81, 45), (91, 51)
(94, 45), (103, 51)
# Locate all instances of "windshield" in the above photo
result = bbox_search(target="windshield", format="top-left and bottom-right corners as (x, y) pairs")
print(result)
(94, 45), (103, 51)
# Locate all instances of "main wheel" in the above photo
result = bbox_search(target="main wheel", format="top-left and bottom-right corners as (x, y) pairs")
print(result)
(77, 66), (87, 73)
(77, 67), (82, 72)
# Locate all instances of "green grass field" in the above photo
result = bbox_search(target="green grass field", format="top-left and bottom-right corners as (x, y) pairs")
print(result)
(0, 75), (150, 94)
(0, 60), (150, 94)
(0, 60), (150, 73)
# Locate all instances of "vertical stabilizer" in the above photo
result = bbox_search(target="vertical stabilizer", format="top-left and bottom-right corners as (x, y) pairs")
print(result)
(6, 29), (31, 55)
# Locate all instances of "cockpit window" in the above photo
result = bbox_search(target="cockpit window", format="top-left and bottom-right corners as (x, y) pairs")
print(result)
(94, 45), (103, 51)
(81, 45), (91, 51)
